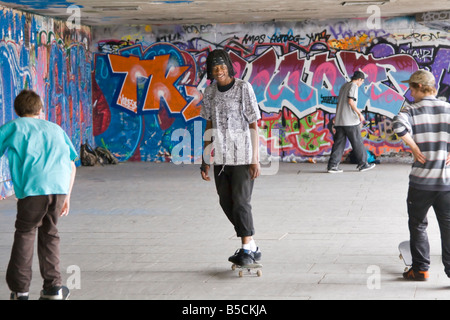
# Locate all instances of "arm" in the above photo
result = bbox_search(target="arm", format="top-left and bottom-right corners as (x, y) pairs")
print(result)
(392, 108), (426, 164)
(399, 132), (427, 164)
(60, 161), (76, 216)
(201, 120), (213, 181)
(348, 98), (365, 123)
(249, 122), (260, 180)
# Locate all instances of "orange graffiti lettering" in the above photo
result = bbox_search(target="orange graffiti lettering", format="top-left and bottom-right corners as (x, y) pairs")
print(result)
(108, 54), (189, 115)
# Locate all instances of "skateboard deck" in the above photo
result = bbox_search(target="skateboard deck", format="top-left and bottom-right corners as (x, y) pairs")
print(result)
(231, 263), (263, 277)
(39, 286), (70, 300)
(398, 240), (412, 272)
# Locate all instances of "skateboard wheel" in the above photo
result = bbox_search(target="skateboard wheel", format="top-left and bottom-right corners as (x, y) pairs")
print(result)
(231, 264), (236, 271)
(238, 271), (243, 277)
(257, 270), (262, 277)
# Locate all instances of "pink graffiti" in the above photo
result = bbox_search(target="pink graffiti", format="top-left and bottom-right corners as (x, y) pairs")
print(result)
(240, 48), (419, 119)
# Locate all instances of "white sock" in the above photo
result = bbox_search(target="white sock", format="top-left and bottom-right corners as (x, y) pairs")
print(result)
(243, 239), (257, 252)
(17, 292), (29, 297)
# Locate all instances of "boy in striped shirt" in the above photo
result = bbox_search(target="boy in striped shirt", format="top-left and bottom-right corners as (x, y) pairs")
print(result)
(393, 70), (450, 281)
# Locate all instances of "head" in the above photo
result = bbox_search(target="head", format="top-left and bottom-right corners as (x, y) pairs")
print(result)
(351, 71), (365, 87)
(206, 49), (236, 84)
(402, 70), (437, 102)
(14, 89), (43, 117)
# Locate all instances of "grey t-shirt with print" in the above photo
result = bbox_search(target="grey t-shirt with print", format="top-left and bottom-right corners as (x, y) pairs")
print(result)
(200, 79), (261, 165)
(334, 81), (360, 126)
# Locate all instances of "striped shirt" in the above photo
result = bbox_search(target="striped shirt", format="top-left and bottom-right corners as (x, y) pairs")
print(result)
(393, 96), (450, 191)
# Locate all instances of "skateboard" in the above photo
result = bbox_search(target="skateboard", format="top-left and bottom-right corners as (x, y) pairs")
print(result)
(231, 263), (263, 277)
(398, 240), (412, 272)
(39, 286), (70, 300)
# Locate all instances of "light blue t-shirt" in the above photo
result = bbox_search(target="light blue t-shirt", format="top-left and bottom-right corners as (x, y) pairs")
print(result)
(0, 117), (78, 199)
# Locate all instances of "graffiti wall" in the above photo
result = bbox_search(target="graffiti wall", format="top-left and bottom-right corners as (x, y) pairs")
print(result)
(92, 16), (450, 164)
(0, 6), (92, 199)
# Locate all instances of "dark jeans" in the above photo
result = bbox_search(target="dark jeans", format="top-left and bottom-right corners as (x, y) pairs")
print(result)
(328, 125), (367, 169)
(214, 165), (255, 238)
(6, 195), (66, 293)
(407, 187), (450, 276)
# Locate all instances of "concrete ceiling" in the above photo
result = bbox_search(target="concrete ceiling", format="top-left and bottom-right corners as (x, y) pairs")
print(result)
(0, 0), (449, 27)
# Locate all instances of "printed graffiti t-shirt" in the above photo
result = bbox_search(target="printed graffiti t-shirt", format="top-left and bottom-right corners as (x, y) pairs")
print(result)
(201, 79), (261, 165)
(0, 117), (78, 199)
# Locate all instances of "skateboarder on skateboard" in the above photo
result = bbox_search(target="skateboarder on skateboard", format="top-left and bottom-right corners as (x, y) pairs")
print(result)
(200, 49), (262, 267)
(0, 90), (77, 299)
(393, 70), (450, 281)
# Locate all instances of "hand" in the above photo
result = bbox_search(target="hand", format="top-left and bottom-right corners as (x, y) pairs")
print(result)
(446, 153), (450, 166)
(60, 197), (70, 217)
(359, 113), (365, 123)
(249, 163), (261, 180)
(411, 146), (427, 164)
(201, 164), (211, 181)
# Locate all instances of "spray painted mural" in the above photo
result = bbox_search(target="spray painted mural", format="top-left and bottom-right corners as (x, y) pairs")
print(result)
(92, 17), (450, 163)
(0, 6), (92, 198)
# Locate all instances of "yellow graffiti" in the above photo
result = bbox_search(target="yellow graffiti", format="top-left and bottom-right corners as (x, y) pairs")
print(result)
(328, 34), (372, 51)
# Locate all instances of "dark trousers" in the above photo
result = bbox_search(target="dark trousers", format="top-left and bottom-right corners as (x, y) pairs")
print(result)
(6, 195), (66, 293)
(214, 165), (255, 238)
(407, 187), (450, 277)
(328, 125), (367, 169)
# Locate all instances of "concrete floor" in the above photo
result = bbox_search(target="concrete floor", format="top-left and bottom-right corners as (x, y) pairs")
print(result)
(1, 161), (449, 301)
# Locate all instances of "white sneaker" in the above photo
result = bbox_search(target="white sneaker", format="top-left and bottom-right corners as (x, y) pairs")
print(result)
(327, 167), (343, 173)
(39, 286), (70, 300)
(10, 292), (29, 300)
(359, 163), (376, 172)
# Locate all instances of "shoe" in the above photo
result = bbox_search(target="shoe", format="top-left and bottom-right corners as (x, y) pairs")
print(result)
(253, 247), (262, 261)
(327, 167), (343, 173)
(10, 292), (29, 300)
(229, 249), (258, 266)
(403, 268), (429, 281)
(359, 163), (375, 172)
(39, 286), (70, 300)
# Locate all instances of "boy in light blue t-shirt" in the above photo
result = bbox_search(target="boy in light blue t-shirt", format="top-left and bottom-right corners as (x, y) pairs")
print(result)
(0, 90), (77, 300)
